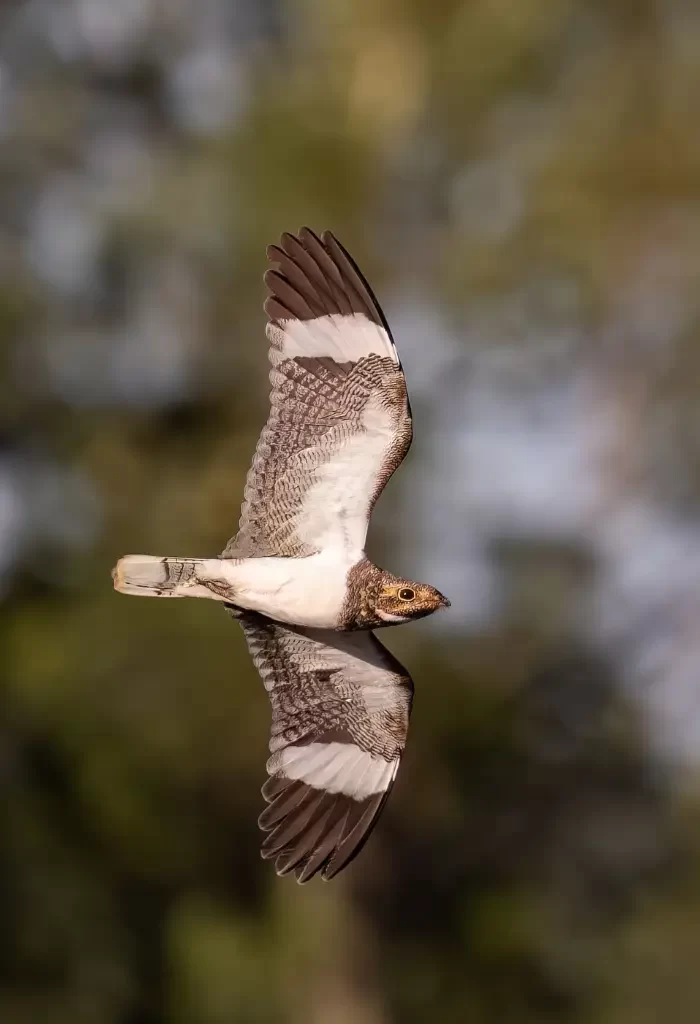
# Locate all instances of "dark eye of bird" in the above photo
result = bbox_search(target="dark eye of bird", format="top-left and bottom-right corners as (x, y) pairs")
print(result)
(398, 588), (415, 601)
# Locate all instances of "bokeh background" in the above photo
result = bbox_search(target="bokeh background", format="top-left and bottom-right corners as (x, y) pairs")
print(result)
(4, 1), (700, 1021)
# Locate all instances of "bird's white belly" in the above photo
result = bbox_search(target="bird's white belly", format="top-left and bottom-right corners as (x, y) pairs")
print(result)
(219, 552), (354, 628)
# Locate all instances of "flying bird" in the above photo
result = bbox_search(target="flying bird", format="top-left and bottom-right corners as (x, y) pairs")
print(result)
(113, 228), (449, 882)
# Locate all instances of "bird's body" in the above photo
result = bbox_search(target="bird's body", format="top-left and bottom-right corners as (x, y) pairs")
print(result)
(113, 228), (449, 881)
(113, 552), (446, 630)
(114, 551), (354, 627)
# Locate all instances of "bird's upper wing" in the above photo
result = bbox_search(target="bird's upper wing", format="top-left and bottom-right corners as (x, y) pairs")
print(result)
(238, 612), (413, 882)
(222, 228), (412, 559)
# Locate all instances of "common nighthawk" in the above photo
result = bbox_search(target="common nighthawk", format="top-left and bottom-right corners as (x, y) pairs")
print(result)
(113, 228), (449, 881)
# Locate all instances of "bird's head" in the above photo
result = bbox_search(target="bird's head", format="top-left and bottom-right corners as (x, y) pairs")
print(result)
(375, 575), (450, 625)
(345, 562), (450, 629)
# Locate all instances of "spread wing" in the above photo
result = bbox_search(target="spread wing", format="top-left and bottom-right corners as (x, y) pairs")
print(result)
(222, 228), (412, 559)
(238, 613), (413, 882)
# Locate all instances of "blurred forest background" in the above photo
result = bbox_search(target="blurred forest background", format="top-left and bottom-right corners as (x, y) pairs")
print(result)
(3, 1), (700, 1021)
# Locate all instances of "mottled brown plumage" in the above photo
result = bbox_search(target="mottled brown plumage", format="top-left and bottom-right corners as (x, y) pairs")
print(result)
(222, 352), (411, 559)
(223, 233), (412, 561)
(339, 559), (449, 629)
(240, 614), (412, 881)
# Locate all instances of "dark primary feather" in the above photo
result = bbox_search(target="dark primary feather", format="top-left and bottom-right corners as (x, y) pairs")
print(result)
(263, 227), (392, 330)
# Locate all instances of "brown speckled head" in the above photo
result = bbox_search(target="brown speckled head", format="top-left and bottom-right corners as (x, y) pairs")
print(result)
(341, 559), (450, 630)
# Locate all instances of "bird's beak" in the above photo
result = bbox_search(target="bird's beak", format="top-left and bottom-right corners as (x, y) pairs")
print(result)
(438, 593), (451, 608)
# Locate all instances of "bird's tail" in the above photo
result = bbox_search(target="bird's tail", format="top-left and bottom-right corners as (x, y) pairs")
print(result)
(112, 555), (211, 597)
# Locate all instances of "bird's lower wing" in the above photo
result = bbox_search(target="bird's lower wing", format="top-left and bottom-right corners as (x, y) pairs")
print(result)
(222, 228), (412, 559)
(237, 612), (413, 882)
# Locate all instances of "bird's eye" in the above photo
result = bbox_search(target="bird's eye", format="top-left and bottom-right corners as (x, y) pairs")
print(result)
(398, 588), (415, 601)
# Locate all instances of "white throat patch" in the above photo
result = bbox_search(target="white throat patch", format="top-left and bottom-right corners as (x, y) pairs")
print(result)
(376, 609), (411, 624)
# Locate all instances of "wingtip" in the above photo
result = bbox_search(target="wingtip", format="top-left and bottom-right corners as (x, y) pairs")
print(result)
(299, 225), (323, 246)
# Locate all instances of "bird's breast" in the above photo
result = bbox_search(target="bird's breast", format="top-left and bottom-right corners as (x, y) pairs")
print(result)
(222, 552), (358, 629)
